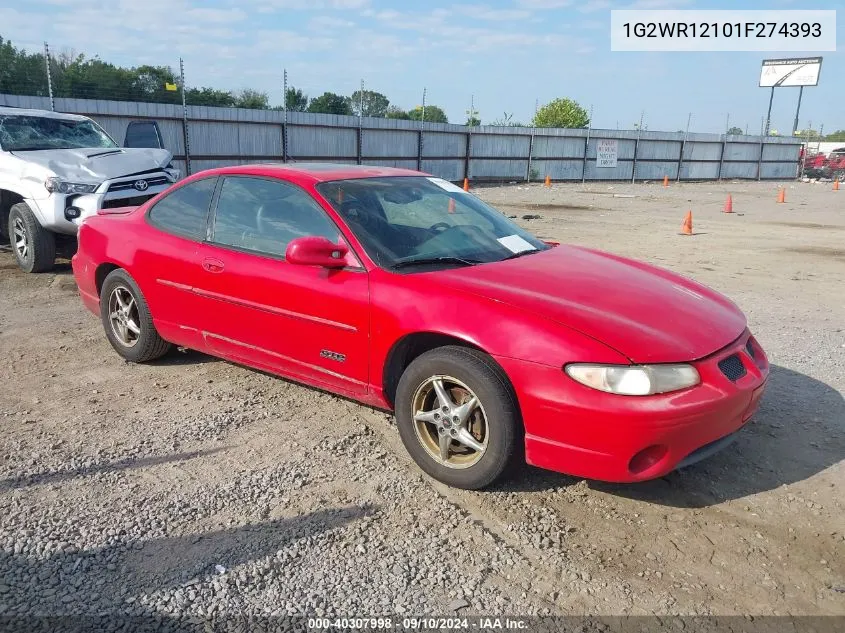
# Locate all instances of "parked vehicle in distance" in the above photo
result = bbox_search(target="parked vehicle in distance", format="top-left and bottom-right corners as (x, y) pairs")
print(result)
(0, 106), (179, 273)
(71, 164), (769, 490)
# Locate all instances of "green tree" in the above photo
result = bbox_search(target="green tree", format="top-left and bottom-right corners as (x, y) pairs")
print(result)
(466, 116), (480, 127)
(235, 89), (270, 109)
(824, 130), (845, 142)
(350, 89), (390, 117)
(408, 105), (448, 123)
(727, 126), (744, 135)
(307, 92), (353, 115)
(532, 98), (589, 128)
(0, 36), (49, 96)
(385, 106), (410, 120)
(285, 86), (308, 111)
(187, 87), (236, 107)
(132, 65), (181, 103)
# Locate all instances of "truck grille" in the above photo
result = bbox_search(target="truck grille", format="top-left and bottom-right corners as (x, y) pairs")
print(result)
(102, 194), (155, 209)
(107, 176), (169, 193)
(718, 354), (747, 382)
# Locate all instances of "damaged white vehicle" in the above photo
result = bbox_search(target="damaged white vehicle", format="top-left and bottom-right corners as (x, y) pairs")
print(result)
(0, 107), (179, 272)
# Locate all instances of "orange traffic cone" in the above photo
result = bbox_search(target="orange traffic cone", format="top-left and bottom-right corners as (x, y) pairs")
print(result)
(448, 198), (456, 214)
(723, 194), (734, 213)
(777, 188), (786, 203)
(663, 175), (669, 188)
(834, 178), (840, 191)
(681, 211), (693, 235)
(463, 178), (469, 192)
(544, 174), (551, 188)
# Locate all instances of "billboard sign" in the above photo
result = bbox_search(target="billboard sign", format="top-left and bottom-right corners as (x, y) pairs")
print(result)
(596, 139), (618, 168)
(759, 57), (822, 87)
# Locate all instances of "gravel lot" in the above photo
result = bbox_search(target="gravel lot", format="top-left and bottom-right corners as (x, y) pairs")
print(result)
(0, 180), (843, 621)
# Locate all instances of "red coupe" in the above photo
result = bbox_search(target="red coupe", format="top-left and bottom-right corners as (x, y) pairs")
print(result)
(72, 165), (769, 489)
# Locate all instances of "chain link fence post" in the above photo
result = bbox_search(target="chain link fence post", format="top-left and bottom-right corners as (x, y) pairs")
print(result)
(179, 58), (192, 176)
(44, 42), (55, 111)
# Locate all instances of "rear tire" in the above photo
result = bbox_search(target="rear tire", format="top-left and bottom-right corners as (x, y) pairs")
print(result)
(8, 203), (56, 273)
(395, 346), (521, 490)
(100, 269), (172, 363)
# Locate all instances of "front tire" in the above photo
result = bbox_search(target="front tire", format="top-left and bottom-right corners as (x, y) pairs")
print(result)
(8, 203), (56, 273)
(100, 269), (172, 363)
(395, 346), (521, 490)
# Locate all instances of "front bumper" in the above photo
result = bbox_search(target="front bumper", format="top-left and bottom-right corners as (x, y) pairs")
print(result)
(28, 176), (172, 235)
(496, 329), (769, 483)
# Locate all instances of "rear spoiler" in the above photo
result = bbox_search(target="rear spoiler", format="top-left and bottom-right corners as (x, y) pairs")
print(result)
(97, 206), (139, 216)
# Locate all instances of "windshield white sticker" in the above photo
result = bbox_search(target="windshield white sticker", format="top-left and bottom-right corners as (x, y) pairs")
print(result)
(498, 235), (536, 254)
(427, 177), (466, 194)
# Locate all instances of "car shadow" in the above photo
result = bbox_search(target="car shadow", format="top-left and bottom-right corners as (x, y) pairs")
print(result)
(148, 348), (221, 366)
(495, 364), (844, 508)
(0, 447), (229, 493)
(0, 504), (376, 618)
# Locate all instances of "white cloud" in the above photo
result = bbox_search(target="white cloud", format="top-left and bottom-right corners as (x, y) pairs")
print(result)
(578, 0), (613, 13)
(515, 0), (574, 8)
(307, 15), (357, 30)
(451, 5), (532, 21)
(256, 0), (369, 10)
(625, 0), (693, 8)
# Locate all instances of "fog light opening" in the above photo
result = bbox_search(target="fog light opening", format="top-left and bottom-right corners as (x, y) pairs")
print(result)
(628, 444), (669, 476)
(65, 206), (82, 220)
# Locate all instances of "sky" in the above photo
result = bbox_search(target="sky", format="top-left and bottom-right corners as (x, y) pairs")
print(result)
(0, 0), (841, 133)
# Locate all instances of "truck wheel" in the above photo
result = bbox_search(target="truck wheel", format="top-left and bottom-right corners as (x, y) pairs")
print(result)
(8, 203), (56, 273)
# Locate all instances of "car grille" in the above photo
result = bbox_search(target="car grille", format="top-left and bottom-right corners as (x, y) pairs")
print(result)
(745, 339), (756, 358)
(102, 194), (155, 209)
(718, 354), (747, 382)
(107, 176), (169, 193)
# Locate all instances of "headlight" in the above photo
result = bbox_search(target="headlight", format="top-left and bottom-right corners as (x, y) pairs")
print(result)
(564, 363), (700, 396)
(44, 177), (100, 194)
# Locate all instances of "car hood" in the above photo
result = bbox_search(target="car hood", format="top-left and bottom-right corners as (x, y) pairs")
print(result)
(11, 147), (172, 182)
(431, 245), (747, 363)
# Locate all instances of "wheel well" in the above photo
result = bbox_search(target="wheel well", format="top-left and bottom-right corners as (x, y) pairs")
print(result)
(382, 333), (486, 407)
(0, 190), (24, 238)
(95, 263), (121, 296)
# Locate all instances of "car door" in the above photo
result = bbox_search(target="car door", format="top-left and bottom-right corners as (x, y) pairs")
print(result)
(194, 175), (370, 397)
(134, 176), (217, 349)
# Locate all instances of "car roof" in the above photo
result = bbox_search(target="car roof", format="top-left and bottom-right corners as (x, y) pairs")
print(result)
(200, 163), (430, 184)
(0, 106), (90, 122)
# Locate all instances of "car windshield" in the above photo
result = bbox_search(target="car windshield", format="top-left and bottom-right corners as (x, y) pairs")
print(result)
(0, 115), (118, 151)
(315, 176), (549, 271)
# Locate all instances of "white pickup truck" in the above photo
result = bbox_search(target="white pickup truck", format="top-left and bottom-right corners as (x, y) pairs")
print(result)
(0, 106), (179, 272)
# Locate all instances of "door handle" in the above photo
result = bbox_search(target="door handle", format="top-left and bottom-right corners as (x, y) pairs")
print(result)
(202, 258), (225, 273)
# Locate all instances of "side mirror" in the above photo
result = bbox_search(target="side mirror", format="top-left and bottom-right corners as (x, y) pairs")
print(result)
(285, 236), (349, 268)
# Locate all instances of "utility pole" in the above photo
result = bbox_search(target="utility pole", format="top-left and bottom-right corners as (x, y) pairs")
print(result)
(466, 94), (479, 125)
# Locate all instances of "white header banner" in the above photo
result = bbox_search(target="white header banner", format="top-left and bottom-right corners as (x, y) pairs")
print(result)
(611, 10), (837, 52)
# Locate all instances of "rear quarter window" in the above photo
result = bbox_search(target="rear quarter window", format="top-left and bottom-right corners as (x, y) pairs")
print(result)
(147, 177), (216, 240)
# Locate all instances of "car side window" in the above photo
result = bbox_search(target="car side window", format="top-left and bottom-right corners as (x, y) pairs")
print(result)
(147, 177), (216, 240)
(212, 176), (341, 258)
